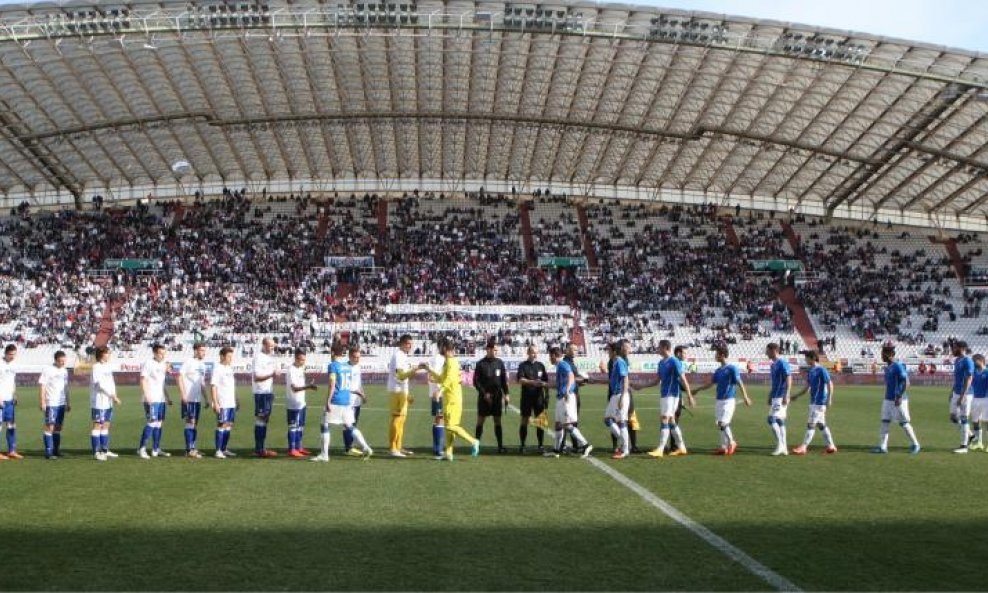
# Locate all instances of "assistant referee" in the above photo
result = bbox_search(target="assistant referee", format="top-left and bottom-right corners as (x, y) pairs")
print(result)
(474, 337), (510, 453)
(516, 345), (549, 454)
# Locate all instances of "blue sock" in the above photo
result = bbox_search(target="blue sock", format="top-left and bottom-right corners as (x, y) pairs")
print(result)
(343, 427), (354, 452)
(254, 423), (267, 452)
(222, 428), (231, 451)
(215, 429), (223, 451)
(100, 431), (109, 452)
(184, 428), (194, 451)
(191, 427), (198, 450)
(6, 427), (15, 452)
(90, 431), (100, 454)
(140, 425), (152, 449)
(43, 432), (53, 457)
(152, 427), (162, 451)
(52, 432), (61, 455)
(432, 425), (445, 455)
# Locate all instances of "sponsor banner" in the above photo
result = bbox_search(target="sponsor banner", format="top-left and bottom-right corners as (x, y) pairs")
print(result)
(383, 304), (571, 316)
(324, 256), (375, 268)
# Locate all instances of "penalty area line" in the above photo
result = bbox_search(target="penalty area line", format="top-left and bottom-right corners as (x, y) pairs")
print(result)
(585, 457), (802, 592)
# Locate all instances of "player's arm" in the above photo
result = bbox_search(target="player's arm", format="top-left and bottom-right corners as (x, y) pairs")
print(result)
(738, 377), (752, 407)
(395, 363), (417, 381)
(500, 361), (509, 395)
(565, 369), (575, 399)
(783, 375), (793, 406)
(961, 372), (974, 406)
(140, 368), (152, 405)
(254, 361), (277, 384)
(210, 382), (220, 413)
(828, 380), (835, 406)
(619, 371), (630, 409)
(692, 378), (714, 394)
(326, 373), (336, 411)
(178, 369), (189, 404)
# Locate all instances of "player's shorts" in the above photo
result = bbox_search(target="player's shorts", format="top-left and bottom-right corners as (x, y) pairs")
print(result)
(951, 393), (973, 418)
(44, 405), (66, 426)
(605, 393), (629, 423)
(217, 407), (236, 424)
(287, 407), (307, 429)
(182, 402), (202, 422)
(324, 404), (355, 426)
(807, 404), (828, 425)
(768, 397), (788, 421)
(555, 394), (578, 425)
(254, 393), (274, 417)
(660, 396), (681, 417)
(970, 398), (988, 423)
(90, 408), (113, 424)
(715, 399), (737, 424)
(443, 398), (463, 427)
(881, 399), (911, 424)
(389, 391), (410, 417)
(144, 402), (167, 422)
(431, 397), (444, 417)
(520, 391), (547, 417)
(1, 400), (14, 423)
(477, 393), (504, 417)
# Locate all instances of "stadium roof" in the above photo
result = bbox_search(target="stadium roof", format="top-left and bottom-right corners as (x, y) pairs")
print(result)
(1, 1), (988, 230)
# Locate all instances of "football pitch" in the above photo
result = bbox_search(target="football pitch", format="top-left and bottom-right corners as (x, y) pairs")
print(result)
(2, 383), (988, 591)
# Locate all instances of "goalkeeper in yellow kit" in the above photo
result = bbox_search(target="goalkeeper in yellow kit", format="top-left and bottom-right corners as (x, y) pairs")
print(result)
(418, 339), (480, 461)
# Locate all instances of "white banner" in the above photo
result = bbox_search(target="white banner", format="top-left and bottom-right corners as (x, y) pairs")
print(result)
(383, 304), (571, 316)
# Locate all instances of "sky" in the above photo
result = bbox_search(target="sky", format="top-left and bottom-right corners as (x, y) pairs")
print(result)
(636, 0), (988, 53)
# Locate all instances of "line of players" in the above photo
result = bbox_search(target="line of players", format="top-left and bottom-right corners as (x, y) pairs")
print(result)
(3, 334), (988, 460)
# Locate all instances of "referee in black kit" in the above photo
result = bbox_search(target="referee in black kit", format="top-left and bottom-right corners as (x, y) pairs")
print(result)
(516, 345), (550, 454)
(474, 337), (510, 453)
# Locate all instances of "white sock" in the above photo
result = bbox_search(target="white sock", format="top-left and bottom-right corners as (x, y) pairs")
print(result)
(607, 422), (622, 440)
(770, 422), (783, 448)
(722, 425), (734, 446)
(671, 424), (685, 450)
(320, 424), (330, 456)
(779, 424), (787, 449)
(822, 426), (835, 447)
(658, 425), (670, 451)
(620, 426), (630, 455)
(902, 423), (919, 447)
(350, 427), (370, 451)
(803, 428), (815, 447)
(879, 422), (890, 449)
(569, 427), (588, 448)
(554, 429), (565, 452)
(960, 420), (970, 447)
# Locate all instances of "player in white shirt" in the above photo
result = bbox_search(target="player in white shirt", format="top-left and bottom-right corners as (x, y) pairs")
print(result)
(252, 338), (281, 459)
(138, 344), (173, 459)
(0, 344), (22, 459)
(210, 347), (239, 459)
(428, 347), (447, 459)
(387, 335), (417, 458)
(178, 342), (209, 458)
(90, 347), (121, 461)
(344, 345), (369, 457)
(286, 349), (317, 458)
(38, 350), (70, 460)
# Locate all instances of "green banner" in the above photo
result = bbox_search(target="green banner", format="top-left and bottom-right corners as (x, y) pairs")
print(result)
(537, 256), (588, 269)
(750, 259), (803, 272)
(104, 258), (161, 270)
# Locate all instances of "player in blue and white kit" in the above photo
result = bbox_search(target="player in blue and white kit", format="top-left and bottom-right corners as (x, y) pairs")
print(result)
(635, 340), (694, 458)
(138, 344), (173, 459)
(969, 354), (988, 451)
(605, 340), (632, 459)
(766, 343), (792, 456)
(0, 344), (22, 459)
(546, 346), (592, 458)
(694, 346), (751, 455)
(252, 338), (281, 458)
(872, 345), (920, 454)
(950, 341), (975, 454)
(791, 350), (836, 455)
(210, 347), (238, 459)
(178, 342), (208, 458)
(286, 349), (316, 458)
(38, 350), (69, 460)
(90, 347), (121, 461)
(312, 344), (372, 462)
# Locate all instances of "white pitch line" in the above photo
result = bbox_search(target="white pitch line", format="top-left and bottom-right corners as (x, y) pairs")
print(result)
(586, 456), (802, 592)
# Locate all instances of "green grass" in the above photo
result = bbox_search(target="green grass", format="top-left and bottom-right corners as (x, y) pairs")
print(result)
(2, 383), (988, 591)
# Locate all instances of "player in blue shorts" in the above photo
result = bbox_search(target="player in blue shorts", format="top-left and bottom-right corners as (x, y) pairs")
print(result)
(90, 347), (121, 461)
(694, 345), (751, 455)
(766, 343), (792, 456)
(138, 344), (173, 459)
(38, 350), (70, 460)
(210, 347), (239, 459)
(178, 342), (208, 458)
(950, 341), (975, 454)
(637, 340), (694, 458)
(252, 338), (281, 458)
(0, 344), (22, 459)
(872, 345), (920, 454)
